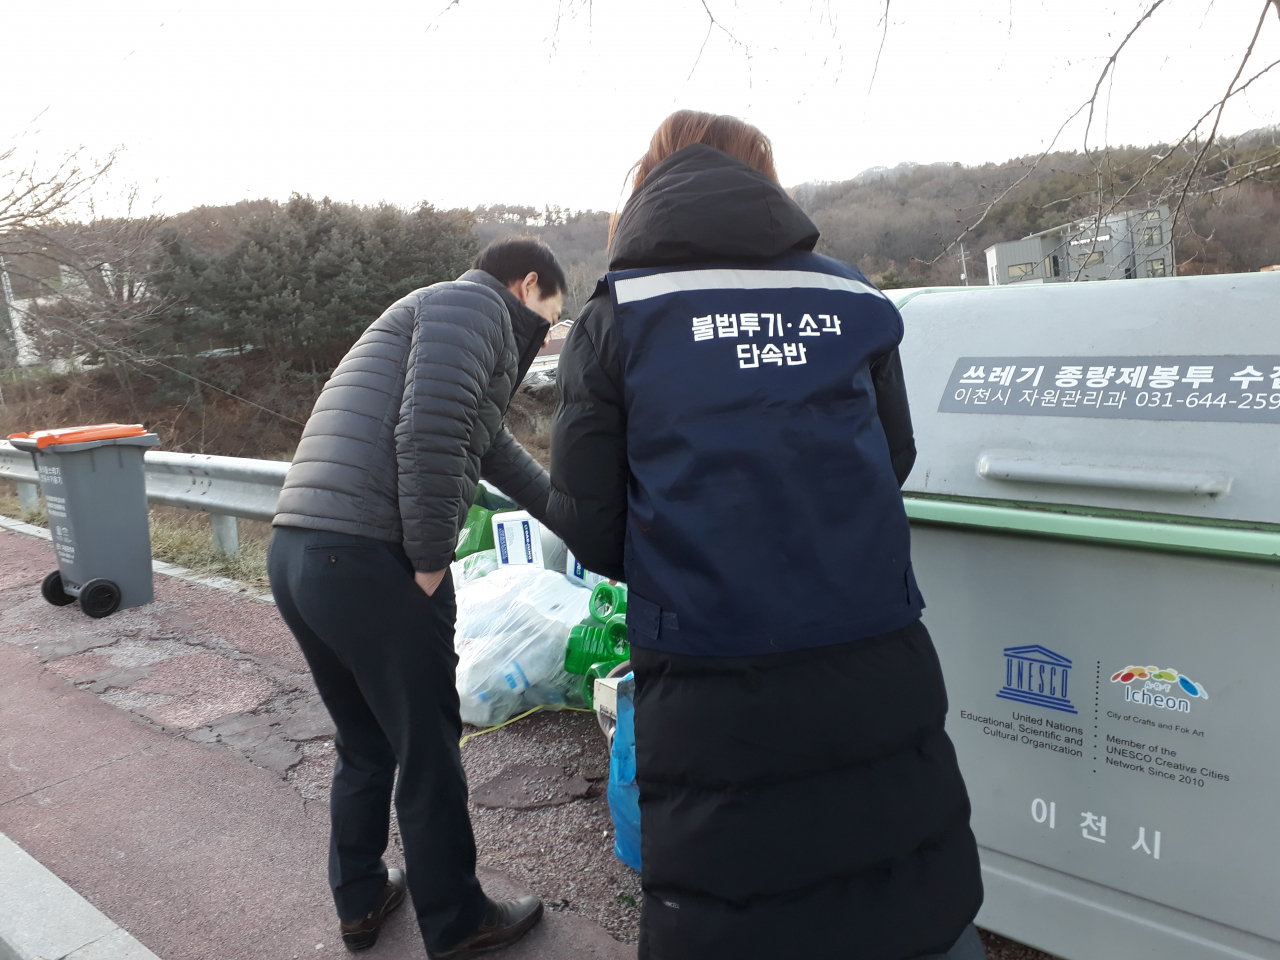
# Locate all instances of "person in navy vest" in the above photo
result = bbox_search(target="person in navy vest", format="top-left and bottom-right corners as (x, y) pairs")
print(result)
(546, 112), (984, 959)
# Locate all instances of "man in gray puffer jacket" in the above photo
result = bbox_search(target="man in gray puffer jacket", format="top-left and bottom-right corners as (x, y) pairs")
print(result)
(268, 239), (562, 958)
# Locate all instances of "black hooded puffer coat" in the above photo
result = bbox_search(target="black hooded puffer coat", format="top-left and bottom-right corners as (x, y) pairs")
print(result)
(275, 269), (550, 572)
(546, 145), (982, 959)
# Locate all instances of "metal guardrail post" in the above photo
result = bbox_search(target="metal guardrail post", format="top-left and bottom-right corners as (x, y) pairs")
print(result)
(210, 514), (240, 558)
(16, 481), (38, 511)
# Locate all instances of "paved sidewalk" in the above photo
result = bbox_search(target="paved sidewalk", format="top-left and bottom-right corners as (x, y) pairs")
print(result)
(0, 527), (633, 960)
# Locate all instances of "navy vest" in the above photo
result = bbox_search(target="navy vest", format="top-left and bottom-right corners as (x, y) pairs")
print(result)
(609, 250), (923, 658)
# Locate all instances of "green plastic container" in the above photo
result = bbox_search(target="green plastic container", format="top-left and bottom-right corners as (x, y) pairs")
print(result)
(589, 582), (628, 621)
(564, 614), (628, 675)
(582, 659), (624, 710)
(455, 504), (497, 559)
(567, 582), (632, 708)
(565, 610), (629, 709)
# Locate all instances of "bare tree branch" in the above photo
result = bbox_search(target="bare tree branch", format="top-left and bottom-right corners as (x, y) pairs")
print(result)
(1168, 0), (1275, 237)
(425, 0), (464, 34)
(1193, 154), (1280, 198)
(868, 0), (890, 93)
(924, 0), (1280, 275)
(0, 148), (116, 242)
(922, 0), (1168, 265)
(687, 0), (752, 83)
(1080, 1), (1167, 157)
(1099, 54), (1280, 217)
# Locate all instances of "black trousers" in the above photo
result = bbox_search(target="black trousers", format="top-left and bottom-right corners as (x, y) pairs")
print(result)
(267, 525), (487, 953)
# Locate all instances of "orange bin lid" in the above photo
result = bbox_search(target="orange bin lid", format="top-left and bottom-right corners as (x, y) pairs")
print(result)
(8, 423), (150, 449)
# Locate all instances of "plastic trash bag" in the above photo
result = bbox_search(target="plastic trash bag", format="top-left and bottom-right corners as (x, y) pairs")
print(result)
(451, 549), (499, 588)
(474, 479), (518, 512)
(454, 566), (592, 727)
(608, 672), (642, 870)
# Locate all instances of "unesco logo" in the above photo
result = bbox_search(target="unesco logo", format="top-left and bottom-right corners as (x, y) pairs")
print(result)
(997, 645), (1078, 715)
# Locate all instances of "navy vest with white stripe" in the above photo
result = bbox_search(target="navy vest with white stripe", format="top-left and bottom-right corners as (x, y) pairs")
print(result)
(609, 250), (924, 658)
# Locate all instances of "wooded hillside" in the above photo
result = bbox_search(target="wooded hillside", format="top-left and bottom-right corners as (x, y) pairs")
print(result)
(2, 131), (1276, 459)
(796, 135), (1280, 285)
(471, 129), (1280, 291)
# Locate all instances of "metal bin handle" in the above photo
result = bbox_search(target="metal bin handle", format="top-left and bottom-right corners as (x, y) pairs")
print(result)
(976, 452), (1232, 496)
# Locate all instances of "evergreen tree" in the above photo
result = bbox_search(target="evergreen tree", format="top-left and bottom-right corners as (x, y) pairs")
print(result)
(149, 195), (476, 365)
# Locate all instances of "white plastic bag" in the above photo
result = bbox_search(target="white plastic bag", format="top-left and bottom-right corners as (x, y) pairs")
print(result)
(453, 566), (592, 726)
(451, 549), (499, 587)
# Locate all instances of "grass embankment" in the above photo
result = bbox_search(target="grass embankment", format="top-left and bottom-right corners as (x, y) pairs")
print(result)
(1, 481), (271, 589)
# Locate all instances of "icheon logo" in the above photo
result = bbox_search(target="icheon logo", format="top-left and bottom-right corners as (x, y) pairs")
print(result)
(997, 645), (1077, 714)
(1111, 665), (1208, 713)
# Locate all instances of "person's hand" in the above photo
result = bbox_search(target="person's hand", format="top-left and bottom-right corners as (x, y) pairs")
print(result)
(415, 569), (447, 597)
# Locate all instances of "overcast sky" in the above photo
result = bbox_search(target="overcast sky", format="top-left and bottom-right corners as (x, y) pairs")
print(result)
(6, 0), (1279, 216)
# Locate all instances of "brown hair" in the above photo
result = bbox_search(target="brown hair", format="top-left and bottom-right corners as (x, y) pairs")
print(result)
(628, 110), (778, 193)
(610, 111), (778, 247)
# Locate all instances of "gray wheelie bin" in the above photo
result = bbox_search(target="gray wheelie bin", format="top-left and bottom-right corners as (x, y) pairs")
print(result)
(8, 423), (160, 618)
(894, 271), (1280, 960)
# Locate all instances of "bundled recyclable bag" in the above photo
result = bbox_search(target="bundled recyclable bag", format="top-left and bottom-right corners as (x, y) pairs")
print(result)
(455, 506), (498, 559)
(451, 549), (499, 587)
(453, 566), (592, 726)
(608, 672), (642, 870)
(456, 481), (519, 560)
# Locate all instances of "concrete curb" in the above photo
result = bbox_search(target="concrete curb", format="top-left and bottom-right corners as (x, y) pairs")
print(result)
(0, 515), (52, 541)
(0, 515), (274, 604)
(0, 832), (161, 960)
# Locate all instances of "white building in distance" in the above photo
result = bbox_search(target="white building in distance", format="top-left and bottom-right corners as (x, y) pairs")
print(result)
(985, 205), (1175, 286)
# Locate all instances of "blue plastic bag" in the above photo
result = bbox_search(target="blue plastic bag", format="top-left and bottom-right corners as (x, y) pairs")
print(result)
(608, 673), (642, 870)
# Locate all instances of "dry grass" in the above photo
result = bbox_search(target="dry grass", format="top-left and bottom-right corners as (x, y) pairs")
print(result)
(0, 362), (308, 460)
(980, 930), (1063, 960)
(0, 481), (270, 588)
(0, 483), (48, 528)
(147, 505), (272, 588)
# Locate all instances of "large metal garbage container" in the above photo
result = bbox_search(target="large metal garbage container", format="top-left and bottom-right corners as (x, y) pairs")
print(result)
(8, 423), (160, 618)
(894, 272), (1280, 960)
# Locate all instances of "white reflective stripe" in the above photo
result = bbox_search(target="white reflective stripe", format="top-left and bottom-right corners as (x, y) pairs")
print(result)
(613, 268), (885, 304)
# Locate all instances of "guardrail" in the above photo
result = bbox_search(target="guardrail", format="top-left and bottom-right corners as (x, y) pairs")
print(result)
(0, 440), (287, 558)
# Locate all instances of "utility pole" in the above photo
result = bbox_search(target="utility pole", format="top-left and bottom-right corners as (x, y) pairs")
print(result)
(0, 256), (14, 332)
(0, 255), (16, 373)
(958, 243), (970, 286)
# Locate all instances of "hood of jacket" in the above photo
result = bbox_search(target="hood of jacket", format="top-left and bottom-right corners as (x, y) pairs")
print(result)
(608, 144), (820, 270)
(458, 268), (550, 389)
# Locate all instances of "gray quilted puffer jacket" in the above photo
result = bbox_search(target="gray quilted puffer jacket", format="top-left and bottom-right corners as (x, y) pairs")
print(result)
(274, 269), (551, 572)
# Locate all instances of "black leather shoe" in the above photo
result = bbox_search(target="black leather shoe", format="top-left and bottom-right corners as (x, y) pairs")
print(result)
(340, 868), (407, 951)
(430, 896), (544, 959)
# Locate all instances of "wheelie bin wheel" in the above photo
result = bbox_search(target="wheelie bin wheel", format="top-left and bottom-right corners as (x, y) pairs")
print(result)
(41, 570), (76, 607)
(79, 578), (122, 618)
